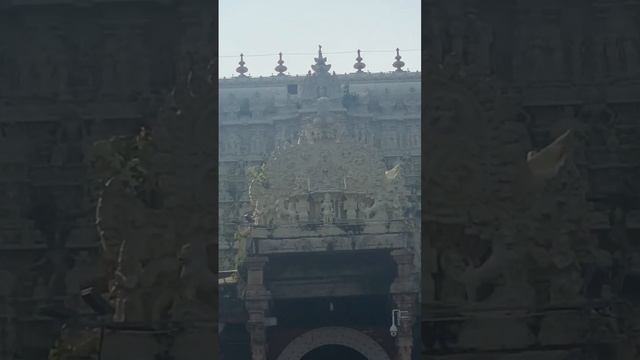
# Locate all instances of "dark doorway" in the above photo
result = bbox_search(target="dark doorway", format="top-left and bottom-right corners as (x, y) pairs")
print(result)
(302, 345), (367, 360)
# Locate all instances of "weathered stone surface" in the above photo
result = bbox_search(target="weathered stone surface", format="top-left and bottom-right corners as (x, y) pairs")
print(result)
(0, 0), (214, 358)
(91, 68), (216, 327)
(422, 2), (640, 359)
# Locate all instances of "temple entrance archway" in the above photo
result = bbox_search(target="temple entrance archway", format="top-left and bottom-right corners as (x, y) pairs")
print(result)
(302, 344), (367, 360)
(275, 327), (391, 360)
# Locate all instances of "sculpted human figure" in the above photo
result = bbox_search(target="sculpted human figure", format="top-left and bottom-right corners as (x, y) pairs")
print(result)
(321, 193), (334, 224)
(344, 196), (357, 220)
(286, 201), (297, 223)
(261, 201), (276, 227)
(275, 199), (296, 224)
(296, 198), (309, 222)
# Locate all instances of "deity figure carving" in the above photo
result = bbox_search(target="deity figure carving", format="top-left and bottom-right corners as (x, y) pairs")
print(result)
(296, 198), (309, 222)
(253, 200), (276, 227)
(262, 201), (276, 227)
(275, 199), (296, 224)
(286, 201), (297, 222)
(344, 196), (358, 220)
(321, 193), (335, 224)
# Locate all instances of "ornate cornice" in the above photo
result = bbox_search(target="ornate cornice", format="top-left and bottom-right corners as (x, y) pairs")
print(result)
(218, 71), (421, 89)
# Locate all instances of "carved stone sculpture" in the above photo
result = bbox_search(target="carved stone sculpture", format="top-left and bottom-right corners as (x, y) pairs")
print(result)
(344, 196), (357, 220)
(248, 97), (409, 228)
(296, 198), (309, 222)
(321, 193), (334, 224)
(423, 61), (597, 330)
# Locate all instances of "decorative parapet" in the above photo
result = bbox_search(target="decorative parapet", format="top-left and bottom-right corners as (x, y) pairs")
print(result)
(219, 46), (420, 83)
(219, 69), (421, 86)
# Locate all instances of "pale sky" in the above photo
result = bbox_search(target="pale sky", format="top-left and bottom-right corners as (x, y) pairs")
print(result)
(219, 0), (421, 78)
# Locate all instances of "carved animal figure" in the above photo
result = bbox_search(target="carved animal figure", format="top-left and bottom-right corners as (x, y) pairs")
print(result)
(456, 130), (578, 305)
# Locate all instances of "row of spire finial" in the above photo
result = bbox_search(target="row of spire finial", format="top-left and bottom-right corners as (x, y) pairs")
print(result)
(234, 46), (407, 77)
(393, 48), (405, 72)
(236, 53), (248, 77)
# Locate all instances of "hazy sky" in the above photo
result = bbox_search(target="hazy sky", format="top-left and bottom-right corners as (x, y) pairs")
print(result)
(219, 0), (421, 78)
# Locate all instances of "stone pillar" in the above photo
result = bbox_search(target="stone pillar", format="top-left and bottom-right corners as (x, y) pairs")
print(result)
(390, 248), (419, 360)
(244, 256), (271, 360)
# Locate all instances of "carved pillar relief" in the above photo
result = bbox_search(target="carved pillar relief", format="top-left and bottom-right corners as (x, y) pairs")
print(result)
(244, 256), (271, 360)
(246, 302), (269, 360)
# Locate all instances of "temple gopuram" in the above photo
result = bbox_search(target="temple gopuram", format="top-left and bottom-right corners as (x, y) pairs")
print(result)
(218, 47), (422, 360)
